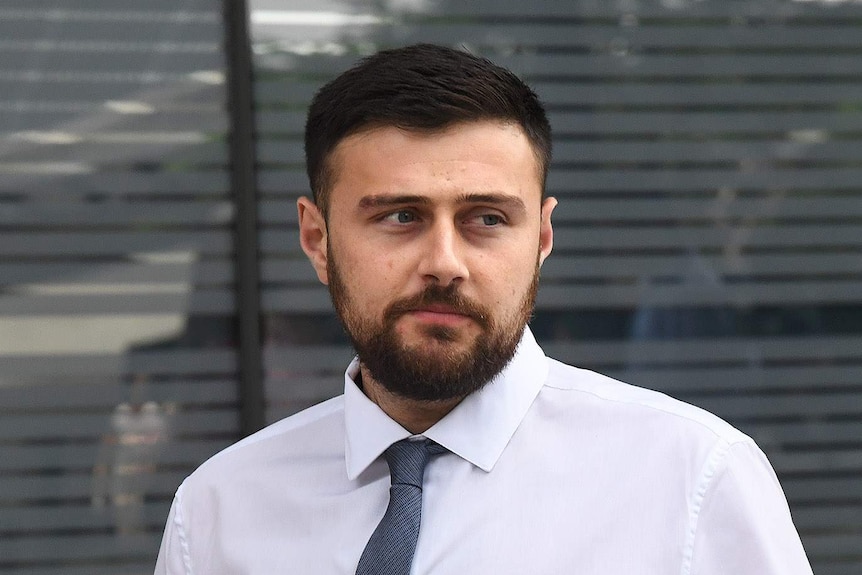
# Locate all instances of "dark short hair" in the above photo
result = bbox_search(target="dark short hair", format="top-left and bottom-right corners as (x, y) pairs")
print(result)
(304, 43), (552, 215)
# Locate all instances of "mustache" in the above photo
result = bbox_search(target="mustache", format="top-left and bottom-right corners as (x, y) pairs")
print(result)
(383, 285), (490, 328)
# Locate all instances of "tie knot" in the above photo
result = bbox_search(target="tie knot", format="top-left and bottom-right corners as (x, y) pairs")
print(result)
(384, 438), (445, 488)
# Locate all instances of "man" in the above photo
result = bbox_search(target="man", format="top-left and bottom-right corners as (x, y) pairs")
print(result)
(155, 44), (812, 574)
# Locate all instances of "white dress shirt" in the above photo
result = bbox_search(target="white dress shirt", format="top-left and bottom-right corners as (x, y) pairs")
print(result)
(155, 328), (813, 574)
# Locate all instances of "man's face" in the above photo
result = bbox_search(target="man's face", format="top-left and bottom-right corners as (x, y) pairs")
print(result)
(299, 121), (556, 402)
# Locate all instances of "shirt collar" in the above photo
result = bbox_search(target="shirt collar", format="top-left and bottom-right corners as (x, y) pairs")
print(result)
(344, 327), (548, 480)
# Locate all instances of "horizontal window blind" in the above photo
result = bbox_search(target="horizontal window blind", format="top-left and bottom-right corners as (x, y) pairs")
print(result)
(252, 1), (862, 573)
(0, 1), (239, 573)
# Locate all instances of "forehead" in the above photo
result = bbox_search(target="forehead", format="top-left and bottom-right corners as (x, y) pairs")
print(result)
(326, 121), (543, 205)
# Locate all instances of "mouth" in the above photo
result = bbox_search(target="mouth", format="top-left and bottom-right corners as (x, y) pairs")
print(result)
(384, 286), (489, 331)
(405, 305), (474, 326)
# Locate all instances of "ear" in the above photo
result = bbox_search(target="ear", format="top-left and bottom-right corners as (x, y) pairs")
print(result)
(538, 196), (557, 267)
(297, 196), (329, 285)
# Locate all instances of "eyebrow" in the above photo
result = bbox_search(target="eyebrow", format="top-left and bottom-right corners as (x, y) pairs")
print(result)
(357, 193), (527, 215)
(459, 193), (527, 215)
(358, 195), (430, 209)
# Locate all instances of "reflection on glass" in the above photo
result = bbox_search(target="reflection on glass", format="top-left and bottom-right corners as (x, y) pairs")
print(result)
(92, 377), (175, 535)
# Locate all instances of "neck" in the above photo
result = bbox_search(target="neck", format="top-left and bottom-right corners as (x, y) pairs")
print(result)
(358, 365), (464, 434)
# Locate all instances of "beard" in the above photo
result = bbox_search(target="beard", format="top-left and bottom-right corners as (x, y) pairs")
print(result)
(327, 254), (540, 403)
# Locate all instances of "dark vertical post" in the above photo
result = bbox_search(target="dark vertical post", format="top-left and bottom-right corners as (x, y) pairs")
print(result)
(224, 0), (265, 436)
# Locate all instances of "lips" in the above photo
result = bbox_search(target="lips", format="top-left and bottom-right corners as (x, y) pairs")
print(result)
(413, 304), (468, 316)
(383, 285), (490, 329)
(406, 307), (473, 327)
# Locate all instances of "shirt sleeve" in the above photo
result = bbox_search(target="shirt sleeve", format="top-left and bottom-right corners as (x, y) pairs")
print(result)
(687, 439), (814, 575)
(154, 486), (192, 575)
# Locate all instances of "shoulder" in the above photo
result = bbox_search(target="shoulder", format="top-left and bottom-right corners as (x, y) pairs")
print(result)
(184, 395), (346, 488)
(164, 396), (348, 570)
(540, 357), (750, 446)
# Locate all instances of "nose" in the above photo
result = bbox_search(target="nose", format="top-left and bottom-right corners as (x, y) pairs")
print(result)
(418, 221), (469, 287)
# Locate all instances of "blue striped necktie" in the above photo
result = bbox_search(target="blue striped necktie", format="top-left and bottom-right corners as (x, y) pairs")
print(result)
(356, 438), (446, 575)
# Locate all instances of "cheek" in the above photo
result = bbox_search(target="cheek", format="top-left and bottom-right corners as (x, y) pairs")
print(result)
(488, 254), (538, 303)
(347, 254), (402, 300)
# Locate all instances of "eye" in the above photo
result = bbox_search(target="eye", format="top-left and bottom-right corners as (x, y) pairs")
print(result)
(382, 210), (417, 224)
(479, 214), (503, 226)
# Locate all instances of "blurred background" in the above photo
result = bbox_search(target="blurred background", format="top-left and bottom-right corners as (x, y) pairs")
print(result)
(1, 0), (861, 572)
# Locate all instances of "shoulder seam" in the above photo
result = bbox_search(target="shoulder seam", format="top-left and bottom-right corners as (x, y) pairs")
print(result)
(174, 483), (194, 575)
(680, 437), (735, 575)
